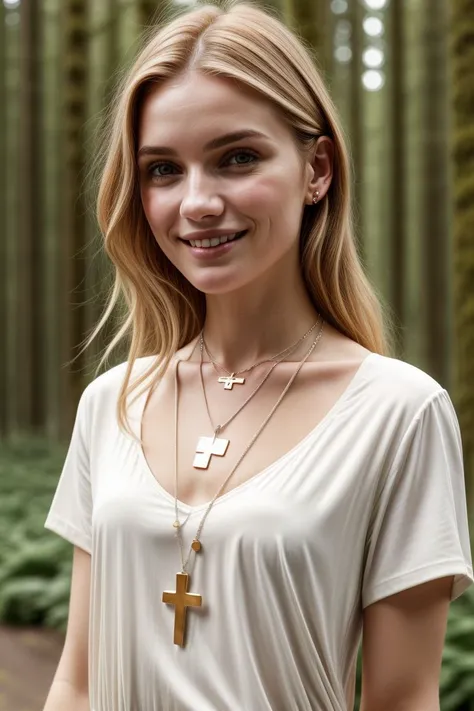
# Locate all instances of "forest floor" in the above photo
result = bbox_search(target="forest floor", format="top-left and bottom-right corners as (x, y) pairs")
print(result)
(0, 625), (64, 711)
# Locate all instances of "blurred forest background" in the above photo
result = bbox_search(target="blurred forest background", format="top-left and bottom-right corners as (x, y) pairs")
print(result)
(0, 0), (474, 709)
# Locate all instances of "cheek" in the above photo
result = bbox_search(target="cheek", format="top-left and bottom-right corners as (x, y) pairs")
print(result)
(237, 175), (284, 217)
(140, 190), (176, 261)
(240, 170), (302, 217)
(140, 188), (164, 230)
(239, 175), (302, 241)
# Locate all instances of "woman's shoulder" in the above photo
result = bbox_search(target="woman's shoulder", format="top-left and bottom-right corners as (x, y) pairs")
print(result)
(82, 354), (158, 404)
(367, 352), (444, 397)
(360, 352), (450, 430)
(81, 337), (199, 406)
(320, 325), (446, 410)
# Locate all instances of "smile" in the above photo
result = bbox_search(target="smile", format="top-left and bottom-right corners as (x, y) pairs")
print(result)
(181, 230), (248, 251)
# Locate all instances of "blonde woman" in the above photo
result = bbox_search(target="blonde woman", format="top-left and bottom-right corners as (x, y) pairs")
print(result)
(43, 2), (473, 710)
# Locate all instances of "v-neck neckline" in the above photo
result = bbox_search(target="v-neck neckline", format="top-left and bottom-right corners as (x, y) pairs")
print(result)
(132, 351), (379, 513)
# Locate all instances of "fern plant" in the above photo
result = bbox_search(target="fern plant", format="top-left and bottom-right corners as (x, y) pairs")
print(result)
(0, 435), (72, 631)
(440, 583), (474, 710)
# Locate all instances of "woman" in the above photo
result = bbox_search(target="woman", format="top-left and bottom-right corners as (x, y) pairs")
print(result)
(43, 2), (473, 710)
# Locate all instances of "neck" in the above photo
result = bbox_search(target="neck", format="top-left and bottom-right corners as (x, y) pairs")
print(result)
(201, 269), (319, 372)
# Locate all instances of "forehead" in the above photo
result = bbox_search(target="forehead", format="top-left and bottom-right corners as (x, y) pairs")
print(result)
(137, 71), (288, 148)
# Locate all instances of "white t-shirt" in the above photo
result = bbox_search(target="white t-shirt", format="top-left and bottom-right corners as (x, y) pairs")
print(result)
(44, 352), (474, 711)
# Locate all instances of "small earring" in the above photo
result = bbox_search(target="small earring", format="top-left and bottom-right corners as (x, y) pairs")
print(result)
(312, 190), (320, 204)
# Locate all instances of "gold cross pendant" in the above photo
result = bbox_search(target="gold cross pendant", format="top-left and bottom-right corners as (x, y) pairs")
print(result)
(162, 572), (202, 647)
(218, 373), (245, 390)
(193, 433), (229, 469)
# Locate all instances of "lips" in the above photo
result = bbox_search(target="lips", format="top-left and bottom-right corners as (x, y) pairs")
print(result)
(182, 230), (248, 249)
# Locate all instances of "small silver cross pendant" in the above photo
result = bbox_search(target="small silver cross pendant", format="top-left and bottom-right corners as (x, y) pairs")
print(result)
(218, 373), (245, 390)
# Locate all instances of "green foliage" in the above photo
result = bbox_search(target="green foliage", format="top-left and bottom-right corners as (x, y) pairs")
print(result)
(441, 584), (474, 710)
(0, 436), (72, 632)
(452, 0), (474, 509)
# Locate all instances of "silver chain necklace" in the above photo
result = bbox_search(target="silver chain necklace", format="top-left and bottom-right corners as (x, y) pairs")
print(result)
(203, 319), (320, 390)
(193, 318), (323, 469)
(161, 321), (325, 647)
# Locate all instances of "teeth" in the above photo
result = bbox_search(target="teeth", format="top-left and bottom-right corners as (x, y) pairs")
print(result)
(190, 232), (241, 249)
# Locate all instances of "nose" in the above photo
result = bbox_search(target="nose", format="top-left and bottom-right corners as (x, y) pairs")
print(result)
(179, 170), (225, 221)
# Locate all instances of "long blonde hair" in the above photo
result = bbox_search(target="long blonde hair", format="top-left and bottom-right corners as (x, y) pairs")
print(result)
(85, 0), (390, 439)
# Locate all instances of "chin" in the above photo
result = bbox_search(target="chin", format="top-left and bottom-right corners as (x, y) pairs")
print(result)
(185, 268), (251, 296)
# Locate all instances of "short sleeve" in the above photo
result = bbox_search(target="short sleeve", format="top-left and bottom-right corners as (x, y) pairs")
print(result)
(44, 386), (92, 554)
(362, 389), (474, 608)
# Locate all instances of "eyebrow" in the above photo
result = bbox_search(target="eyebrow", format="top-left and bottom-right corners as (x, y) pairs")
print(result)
(137, 129), (269, 159)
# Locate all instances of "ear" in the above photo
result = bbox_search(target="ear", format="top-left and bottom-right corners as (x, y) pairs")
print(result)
(304, 136), (334, 205)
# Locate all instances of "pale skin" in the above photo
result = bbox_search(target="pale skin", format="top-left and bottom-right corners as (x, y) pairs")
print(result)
(137, 70), (453, 710)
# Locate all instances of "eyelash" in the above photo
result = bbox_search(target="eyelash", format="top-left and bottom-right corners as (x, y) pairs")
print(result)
(146, 149), (259, 181)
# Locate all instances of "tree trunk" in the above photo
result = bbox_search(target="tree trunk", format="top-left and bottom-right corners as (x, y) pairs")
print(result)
(3, 9), (21, 435)
(389, 0), (406, 357)
(0, 0), (6, 434)
(282, 0), (325, 63)
(105, 0), (120, 103)
(349, 0), (364, 256)
(452, 0), (474, 514)
(421, 0), (450, 387)
(403, 0), (426, 370)
(18, 0), (44, 432)
(42, 0), (65, 438)
(59, 0), (89, 435)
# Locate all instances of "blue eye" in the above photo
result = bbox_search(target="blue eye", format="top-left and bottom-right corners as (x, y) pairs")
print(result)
(224, 149), (259, 166)
(148, 163), (177, 179)
(146, 149), (259, 181)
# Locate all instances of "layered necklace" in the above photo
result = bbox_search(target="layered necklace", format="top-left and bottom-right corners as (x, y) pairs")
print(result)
(162, 318), (325, 647)
(193, 319), (320, 469)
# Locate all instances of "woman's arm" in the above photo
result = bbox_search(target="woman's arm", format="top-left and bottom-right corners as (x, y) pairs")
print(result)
(43, 546), (91, 711)
(360, 576), (453, 711)
(43, 680), (90, 711)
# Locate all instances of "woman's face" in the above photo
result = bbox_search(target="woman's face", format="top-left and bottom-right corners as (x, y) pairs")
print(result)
(137, 71), (319, 295)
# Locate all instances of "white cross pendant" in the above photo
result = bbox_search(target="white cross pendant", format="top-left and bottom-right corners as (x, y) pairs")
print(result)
(218, 373), (245, 390)
(193, 432), (229, 469)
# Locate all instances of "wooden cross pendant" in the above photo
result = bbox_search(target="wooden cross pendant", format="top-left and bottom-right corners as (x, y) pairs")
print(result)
(193, 433), (229, 469)
(162, 572), (202, 647)
(218, 373), (245, 390)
